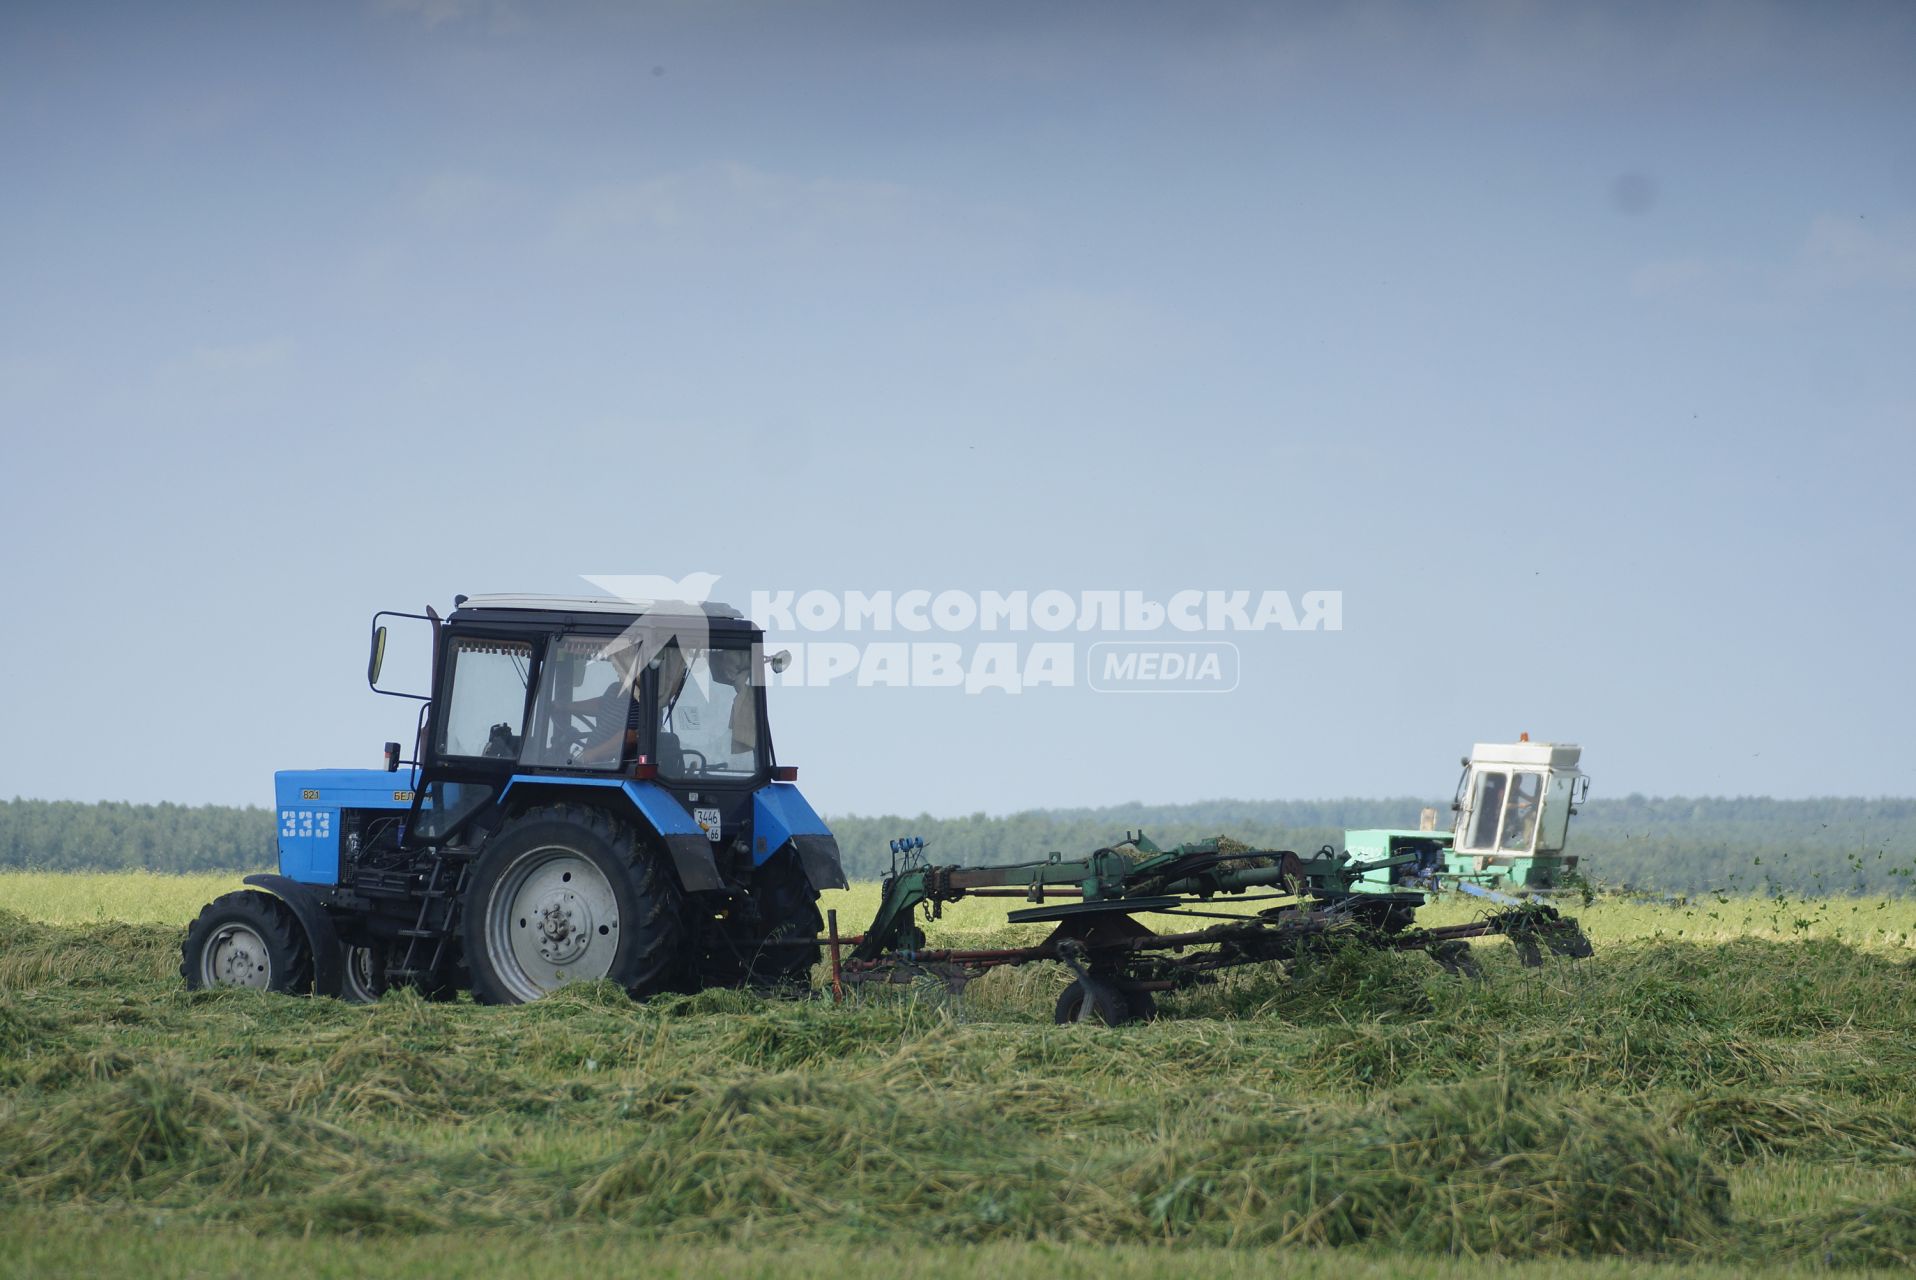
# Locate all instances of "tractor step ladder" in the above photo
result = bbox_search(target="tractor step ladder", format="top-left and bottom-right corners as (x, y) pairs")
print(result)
(392, 845), (473, 985)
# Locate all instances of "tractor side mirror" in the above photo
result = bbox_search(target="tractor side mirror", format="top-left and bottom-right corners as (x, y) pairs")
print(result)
(383, 741), (401, 772)
(767, 649), (792, 674)
(1569, 774), (1591, 814)
(369, 625), (389, 686)
(368, 611), (434, 700)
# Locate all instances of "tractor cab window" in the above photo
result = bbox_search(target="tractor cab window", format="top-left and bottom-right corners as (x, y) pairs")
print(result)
(656, 644), (761, 781)
(1465, 771), (1507, 851)
(437, 638), (534, 761)
(1501, 771), (1544, 851)
(522, 635), (634, 770)
(411, 780), (495, 840)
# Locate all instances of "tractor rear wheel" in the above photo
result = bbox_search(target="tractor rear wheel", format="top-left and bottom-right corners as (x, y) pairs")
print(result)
(181, 891), (315, 994)
(463, 804), (683, 1005)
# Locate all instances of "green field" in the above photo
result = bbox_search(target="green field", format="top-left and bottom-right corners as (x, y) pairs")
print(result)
(2, 874), (1914, 1278)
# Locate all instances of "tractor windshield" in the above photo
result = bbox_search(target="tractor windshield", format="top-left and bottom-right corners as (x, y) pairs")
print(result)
(437, 638), (534, 760)
(656, 643), (762, 781)
(1465, 771), (1507, 852)
(1462, 768), (1545, 853)
(1500, 771), (1543, 851)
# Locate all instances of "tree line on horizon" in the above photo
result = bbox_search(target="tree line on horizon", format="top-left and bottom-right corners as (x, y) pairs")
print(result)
(1, 794), (1911, 897)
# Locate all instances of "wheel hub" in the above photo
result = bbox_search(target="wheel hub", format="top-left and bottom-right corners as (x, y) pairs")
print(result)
(533, 890), (595, 965)
(206, 924), (271, 989)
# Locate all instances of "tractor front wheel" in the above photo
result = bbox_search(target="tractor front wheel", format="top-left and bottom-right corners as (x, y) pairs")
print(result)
(340, 943), (388, 1003)
(181, 891), (315, 994)
(463, 805), (683, 1005)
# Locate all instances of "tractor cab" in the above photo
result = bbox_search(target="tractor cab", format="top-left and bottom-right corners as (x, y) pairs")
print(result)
(1451, 739), (1588, 888)
(366, 594), (842, 899)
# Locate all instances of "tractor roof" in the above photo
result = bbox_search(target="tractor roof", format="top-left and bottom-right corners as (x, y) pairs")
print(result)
(1470, 741), (1582, 770)
(448, 594), (751, 630)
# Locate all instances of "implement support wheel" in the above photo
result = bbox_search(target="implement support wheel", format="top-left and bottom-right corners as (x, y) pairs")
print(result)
(1054, 977), (1136, 1027)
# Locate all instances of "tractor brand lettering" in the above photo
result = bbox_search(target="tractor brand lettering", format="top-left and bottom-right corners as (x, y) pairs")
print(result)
(393, 791), (414, 802)
(300, 789), (321, 800)
(1087, 642), (1240, 694)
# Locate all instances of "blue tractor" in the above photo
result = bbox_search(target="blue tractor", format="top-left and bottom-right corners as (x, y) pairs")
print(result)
(181, 594), (846, 1003)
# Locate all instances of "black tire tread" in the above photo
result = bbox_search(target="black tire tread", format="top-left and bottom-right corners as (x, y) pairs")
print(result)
(692, 850), (823, 991)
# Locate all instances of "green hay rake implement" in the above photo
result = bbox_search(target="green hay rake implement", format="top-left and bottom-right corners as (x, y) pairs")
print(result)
(833, 833), (1593, 1025)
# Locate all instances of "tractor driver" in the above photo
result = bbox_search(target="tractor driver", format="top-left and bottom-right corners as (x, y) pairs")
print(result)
(1501, 773), (1541, 850)
(569, 676), (636, 766)
(708, 647), (757, 759)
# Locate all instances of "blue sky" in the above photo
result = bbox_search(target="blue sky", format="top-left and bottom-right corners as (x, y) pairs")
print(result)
(2, 1), (1911, 814)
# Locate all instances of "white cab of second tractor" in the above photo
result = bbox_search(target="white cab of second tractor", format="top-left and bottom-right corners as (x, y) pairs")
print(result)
(1451, 739), (1590, 885)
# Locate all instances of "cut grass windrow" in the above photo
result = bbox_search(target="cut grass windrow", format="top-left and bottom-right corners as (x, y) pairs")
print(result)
(1, 904), (1913, 1269)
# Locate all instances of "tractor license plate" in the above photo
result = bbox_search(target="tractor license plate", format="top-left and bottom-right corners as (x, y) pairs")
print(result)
(693, 807), (721, 843)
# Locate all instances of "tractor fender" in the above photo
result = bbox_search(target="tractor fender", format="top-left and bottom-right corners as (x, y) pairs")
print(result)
(620, 781), (725, 893)
(242, 874), (344, 997)
(496, 777), (725, 893)
(656, 833), (725, 893)
(753, 785), (848, 891)
(788, 834), (849, 893)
